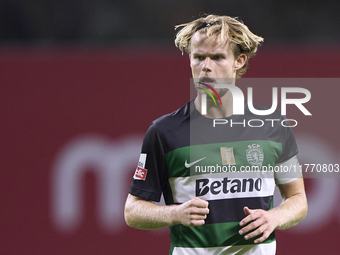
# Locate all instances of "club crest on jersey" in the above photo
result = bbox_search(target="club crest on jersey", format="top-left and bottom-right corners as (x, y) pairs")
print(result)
(220, 147), (236, 165)
(246, 144), (264, 166)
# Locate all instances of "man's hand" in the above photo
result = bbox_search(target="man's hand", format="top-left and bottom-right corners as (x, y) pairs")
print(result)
(125, 194), (209, 230)
(238, 206), (279, 244)
(171, 197), (209, 227)
(238, 178), (307, 244)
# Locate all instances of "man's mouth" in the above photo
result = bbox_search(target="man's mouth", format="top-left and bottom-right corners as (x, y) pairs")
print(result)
(199, 77), (216, 84)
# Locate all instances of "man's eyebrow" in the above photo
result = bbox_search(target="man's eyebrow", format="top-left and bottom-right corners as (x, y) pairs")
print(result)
(210, 53), (226, 57)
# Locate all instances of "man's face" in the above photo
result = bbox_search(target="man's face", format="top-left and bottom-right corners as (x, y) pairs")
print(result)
(189, 32), (245, 92)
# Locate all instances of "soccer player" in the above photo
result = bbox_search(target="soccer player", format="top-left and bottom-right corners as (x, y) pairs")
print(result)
(124, 14), (307, 254)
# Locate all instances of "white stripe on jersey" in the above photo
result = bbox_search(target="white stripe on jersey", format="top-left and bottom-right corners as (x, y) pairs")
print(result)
(169, 172), (276, 203)
(172, 242), (276, 255)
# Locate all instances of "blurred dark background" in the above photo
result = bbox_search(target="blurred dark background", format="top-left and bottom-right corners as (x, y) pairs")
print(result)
(1, 1), (339, 255)
(1, 0), (339, 47)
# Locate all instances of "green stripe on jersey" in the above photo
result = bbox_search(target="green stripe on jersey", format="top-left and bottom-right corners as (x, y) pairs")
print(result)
(170, 222), (275, 249)
(166, 140), (283, 178)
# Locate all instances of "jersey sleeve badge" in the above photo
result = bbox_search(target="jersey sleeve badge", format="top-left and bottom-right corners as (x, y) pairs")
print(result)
(133, 153), (148, 181)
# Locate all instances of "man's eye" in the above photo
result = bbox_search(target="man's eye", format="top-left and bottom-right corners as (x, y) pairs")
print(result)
(212, 55), (222, 60)
(195, 55), (204, 60)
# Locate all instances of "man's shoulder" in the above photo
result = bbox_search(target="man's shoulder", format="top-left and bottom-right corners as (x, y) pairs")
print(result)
(151, 101), (191, 131)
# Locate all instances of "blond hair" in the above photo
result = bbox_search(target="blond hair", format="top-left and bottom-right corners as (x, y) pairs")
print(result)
(175, 14), (264, 77)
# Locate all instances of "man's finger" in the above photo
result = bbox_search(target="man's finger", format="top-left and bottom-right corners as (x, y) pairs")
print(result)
(192, 198), (209, 208)
(190, 207), (209, 216)
(254, 230), (271, 244)
(190, 214), (207, 220)
(242, 225), (266, 240)
(240, 211), (258, 226)
(190, 220), (206, 226)
(239, 214), (265, 233)
(243, 206), (255, 215)
(239, 219), (260, 235)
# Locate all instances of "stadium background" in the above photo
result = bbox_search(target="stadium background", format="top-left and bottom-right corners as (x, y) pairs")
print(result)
(1, 1), (339, 254)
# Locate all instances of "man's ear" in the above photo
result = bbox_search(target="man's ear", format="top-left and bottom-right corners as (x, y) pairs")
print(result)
(234, 53), (247, 71)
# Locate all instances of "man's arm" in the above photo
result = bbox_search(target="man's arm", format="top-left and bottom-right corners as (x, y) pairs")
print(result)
(238, 177), (308, 244)
(124, 194), (210, 230)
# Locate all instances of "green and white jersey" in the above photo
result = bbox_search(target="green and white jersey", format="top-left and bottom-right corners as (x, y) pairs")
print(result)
(129, 100), (300, 255)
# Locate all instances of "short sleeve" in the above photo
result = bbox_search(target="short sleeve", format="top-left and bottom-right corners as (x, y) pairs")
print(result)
(129, 122), (167, 202)
(277, 116), (298, 163)
(274, 115), (301, 184)
(275, 155), (303, 185)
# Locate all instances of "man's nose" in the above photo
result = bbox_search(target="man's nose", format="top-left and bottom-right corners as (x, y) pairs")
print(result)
(202, 58), (212, 73)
